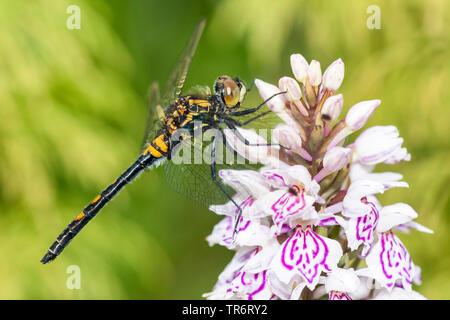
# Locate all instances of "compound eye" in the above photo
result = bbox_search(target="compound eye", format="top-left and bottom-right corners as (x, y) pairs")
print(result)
(223, 79), (240, 107)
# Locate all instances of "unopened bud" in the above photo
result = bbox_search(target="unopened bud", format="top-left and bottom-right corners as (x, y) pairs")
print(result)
(314, 147), (352, 182)
(345, 99), (381, 131)
(323, 147), (352, 173)
(279, 76), (302, 102)
(321, 94), (343, 122)
(290, 54), (309, 84)
(308, 60), (322, 86)
(322, 58), (344, 91)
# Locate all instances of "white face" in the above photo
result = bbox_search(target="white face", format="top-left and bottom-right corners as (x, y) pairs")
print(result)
(238, 82), (247, 104)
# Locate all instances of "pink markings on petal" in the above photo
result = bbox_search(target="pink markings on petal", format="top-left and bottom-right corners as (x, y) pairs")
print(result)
(280, 226), (333, 288)
(274, 223), (293, 235)
(378, 231), (414, 289)
(319, 217), (339, 227)
(329, 291), (352, 300)
(356, 198), (379, 256)
(366, 230), (415, 291)
(261, 171), (289, 188)
(206, 197), (255, 248)
(271, 186), (306, 230)
(228, 270), (270, 300)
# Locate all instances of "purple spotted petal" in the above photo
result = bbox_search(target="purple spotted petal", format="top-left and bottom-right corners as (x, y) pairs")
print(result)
(206, 213), (272, 249)
(271, 188), (306, 229)
(270, 226), (343, 290)
(344, 198), (379, 256)
(214, 247), (258, 290)
(226, 270), (272, 300)
(366, 231), (416, 291)
(257, 188), (317, 232)
(343, 180), (386, 217)
(329, 291), (352, 300)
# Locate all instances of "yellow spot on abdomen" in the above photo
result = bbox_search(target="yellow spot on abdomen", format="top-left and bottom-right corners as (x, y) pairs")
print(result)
(91, 195), (101, 204)
(74, 212), (85, 221)
(152, 135), (168, 153)
(144, 145), (163, 158)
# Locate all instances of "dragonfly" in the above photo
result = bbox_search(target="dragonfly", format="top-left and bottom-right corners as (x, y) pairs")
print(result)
(41, 18), (285, 264)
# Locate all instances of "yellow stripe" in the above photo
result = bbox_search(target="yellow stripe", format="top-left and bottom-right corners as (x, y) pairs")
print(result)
(91, 195), (101, 204)
(153, 135), (168, 153)
(189, 99), (210, 107)
(144, 145), (163, 158)
(74, 212), (85, 221)
(180, 114), (194, 127)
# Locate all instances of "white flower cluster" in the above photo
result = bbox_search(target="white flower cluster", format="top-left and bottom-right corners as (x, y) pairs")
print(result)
(203, 54), (433, 300)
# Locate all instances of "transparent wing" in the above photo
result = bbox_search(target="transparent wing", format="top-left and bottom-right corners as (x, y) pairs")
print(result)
(141, 18), (206, 150)
(184, 84), (211, 98)
(233, 84), (285, 135)
(141, 81), (164, 151)
(161, 18), (206, 107)
(164, 129), (254, 207)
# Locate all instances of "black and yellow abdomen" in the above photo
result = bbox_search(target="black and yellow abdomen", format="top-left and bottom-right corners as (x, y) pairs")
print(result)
(40, 151), (159, 264)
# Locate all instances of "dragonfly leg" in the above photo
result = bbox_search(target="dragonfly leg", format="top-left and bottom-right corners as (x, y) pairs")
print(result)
(228, 91), (286, 117)
(232, 110), (272, 127)
(167, 137), (172, 160)
(227, 114), (292, 151)
(224, 118), (279, 147)
(210, 135), (243, 236)
(246, 78), (256, 93)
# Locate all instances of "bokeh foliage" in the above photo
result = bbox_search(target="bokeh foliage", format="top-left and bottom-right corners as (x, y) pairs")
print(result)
(0, 0), (448, 299)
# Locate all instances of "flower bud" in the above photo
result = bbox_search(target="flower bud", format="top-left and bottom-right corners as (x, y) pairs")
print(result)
(255, 79), (297, 129)
(314, 147), (352, 182)
(345, 99), (380, 131)
(290, 54), (308, 83)
(322, 58), (344, 91)
(255, 79), (286, 112)
(278, 76), (302, 102)
(321, 94), (343, 122)
(323, 146), (352, 173)
(308, 60), (322, 86)
(325, 99), (380, 151)
(272, 124), (312, 161)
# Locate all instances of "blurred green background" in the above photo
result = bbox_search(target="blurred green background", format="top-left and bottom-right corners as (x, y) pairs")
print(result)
(0, 0), (448, 299)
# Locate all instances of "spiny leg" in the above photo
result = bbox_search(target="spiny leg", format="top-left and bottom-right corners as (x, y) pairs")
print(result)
(229, 111), (292, 151)
(228, 91), (286, 117)
(210, 135), (243, 236)
(224, 118), (279, 148)
(233, 110), (272, 126)
(246, 79), (256, 93)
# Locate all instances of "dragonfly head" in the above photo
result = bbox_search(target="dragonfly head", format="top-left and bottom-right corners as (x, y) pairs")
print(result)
(214, 75), (247, 110)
